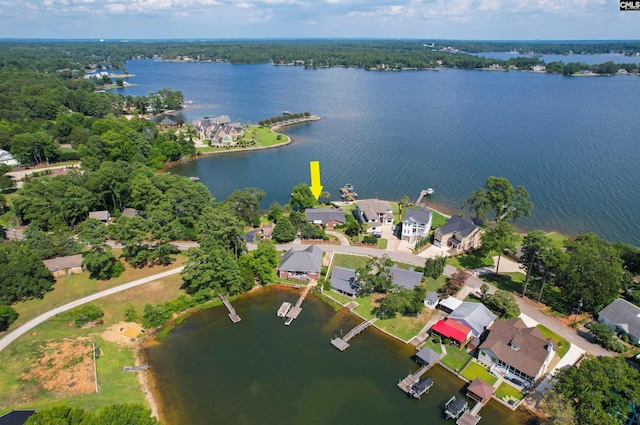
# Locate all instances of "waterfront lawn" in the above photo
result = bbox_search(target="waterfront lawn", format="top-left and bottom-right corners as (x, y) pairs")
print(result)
(332, 254), (371, 270)
(495, 382), (525, 401)
(421, 337), (442, 355)
(322, 289), (353, 307)
(547, 232), (568, 249)
(440, 345), (472, 372)
(0, 272), (186, 414)
(431, 210), (448, 230)
(246, 125), (285, 147)
(480, 272), (524, 294)
(9, 253), (186, 331)
(536, 325), (571, 358)
(447, 251), (495, 270)
(460, 361), (498, 385)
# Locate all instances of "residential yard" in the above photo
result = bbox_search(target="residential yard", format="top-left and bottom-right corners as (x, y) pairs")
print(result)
(421, 337), (442, 355)
(536, 324), (571, 358)
(422, 275), (448, 293)
(440, 345), (472, 372)
(9, 253), (186, 331)
(431, 210), (448, 229)
(495, 382), (525, 402)
(460, 361), (498, 385)
(352, 293), (434, 342)
(331, 253), (371, 270)
(0, 272), (186, 415)
(447, 251), (495, 270)
(480, 272), (524, 294)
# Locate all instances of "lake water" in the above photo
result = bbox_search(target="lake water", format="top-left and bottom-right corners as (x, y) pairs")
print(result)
(121, 59), (640, 246)
(145, 287), (534, 425)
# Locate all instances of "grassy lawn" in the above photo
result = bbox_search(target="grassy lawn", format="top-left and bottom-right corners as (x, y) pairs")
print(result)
(421, 337), (442, 354)
(460, 361), (498, 385)
(422, 275), (448, 293)
(480, 272), (524, 294)
(547, 232), (569, 249)
(0, 272), (186, 415)
(246, 125), (286, 147)
(332, 254), (371, 270)
(9, 254), (186, 331)
(323, 289), (353, 306)
(495, 382), (525, 401)
(0, 192), (19, 227)
(447, 251), (495, 269)
(440, 345), (472, 371)
(431, 210), (448, 229)
(352, 294), (433, 342)
(536, 324), (571, 358)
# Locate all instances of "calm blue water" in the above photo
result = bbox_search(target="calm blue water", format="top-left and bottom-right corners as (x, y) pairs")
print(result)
(121, 59), (640, 246)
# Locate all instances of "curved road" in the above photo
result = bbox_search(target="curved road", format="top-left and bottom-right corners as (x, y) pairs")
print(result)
(0, 267), (184, 353)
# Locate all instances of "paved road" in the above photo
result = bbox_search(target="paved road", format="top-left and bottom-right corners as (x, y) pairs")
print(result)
(0, 267), (184, 353)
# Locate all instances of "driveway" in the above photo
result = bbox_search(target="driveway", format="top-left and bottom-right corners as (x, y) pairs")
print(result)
(325, 230), (350, 246)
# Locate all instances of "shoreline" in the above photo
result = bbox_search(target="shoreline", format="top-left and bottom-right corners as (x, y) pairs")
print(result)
(135, 336), (162, 421)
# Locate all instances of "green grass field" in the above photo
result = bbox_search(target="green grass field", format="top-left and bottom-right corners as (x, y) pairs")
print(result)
(447, 251), (495, 269)
(460, 361), (498, 385)
(495, 382), (525, 401)
(536, 324), (571, 358)
(440, 345), (472, 371)
(331, 254), (371, 270)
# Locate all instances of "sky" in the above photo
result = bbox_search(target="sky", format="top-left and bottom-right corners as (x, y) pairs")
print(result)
(0, 0), (638, 40)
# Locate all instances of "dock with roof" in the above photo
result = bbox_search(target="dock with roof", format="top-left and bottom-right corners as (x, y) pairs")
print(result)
(397, 346), (441, 396)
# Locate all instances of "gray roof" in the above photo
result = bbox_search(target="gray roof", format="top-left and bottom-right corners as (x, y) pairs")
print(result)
(438, 215), (478, 238)
(42, 254), (83, 272)
(404, 208), (432, 225)
(305, 208), (346, 225)
(330, 267), (360, 296)
(88, 210), (110, 221)
(598, 298), (640, 340)
(425, 291), (440, 306)
(160, 117), (177, 126)
(0, 410), (36, 425)
(390, 265), (423, 290)
(416, 346), (442, 364)
(357, 199), (393, 222)
(448, 302), (496, 337)
(279, 244), (323, 273)
(122, 208), (139, 218)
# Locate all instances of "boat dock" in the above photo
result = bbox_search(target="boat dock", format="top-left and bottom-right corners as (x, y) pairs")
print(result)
(277, 302), (292, 317)
(415, 188), (434, 206)
(397, 364), (430, 394)
(340, 183), (358, 201)
(456, 402), (483, 425)
(122, 365), (149, 372)
(330, 317), (378, 351)
(219, 294), (241, 323)
(284, 280), (316, 325)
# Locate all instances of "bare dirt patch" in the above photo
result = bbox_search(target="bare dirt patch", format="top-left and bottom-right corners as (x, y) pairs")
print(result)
(101, 321), (145, 347)
(21, 339), (95, 397)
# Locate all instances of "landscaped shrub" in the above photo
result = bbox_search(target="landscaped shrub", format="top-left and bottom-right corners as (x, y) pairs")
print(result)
(0, 305), (18, 331)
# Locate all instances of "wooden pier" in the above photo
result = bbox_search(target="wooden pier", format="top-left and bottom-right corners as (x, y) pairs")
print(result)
(122, 365), (149, 372)
(219, 294), (241, 323)
(277, 302), (292, 317)
(330, 317), (378, 351)
(284, 280), (316, 325)
(397, 364), (430, 394)
(456, 402), (483, 425)
(415, 188), (434, 206)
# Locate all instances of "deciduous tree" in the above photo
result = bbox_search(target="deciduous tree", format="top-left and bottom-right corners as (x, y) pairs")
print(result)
(481, 221), (517, 274)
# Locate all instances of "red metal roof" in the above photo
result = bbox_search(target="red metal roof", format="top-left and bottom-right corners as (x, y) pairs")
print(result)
(432, 319), (472, 342)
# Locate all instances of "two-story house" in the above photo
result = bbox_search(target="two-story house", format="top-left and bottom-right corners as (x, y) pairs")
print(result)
(433, 215), (482, 252)
(401, 207), (433, 244)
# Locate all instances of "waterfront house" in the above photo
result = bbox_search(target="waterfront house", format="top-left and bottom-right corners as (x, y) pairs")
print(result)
(598, 298), (640, 344)
(431, 319), (472, 347)
(356, 199), (394, 227)
(0, 149), (19, 167)
(88, 210), (111, 222)
(192, 115), (244, 144)
(401, 207), (433, 244)
(305, 208), (346, 229)
(424, 292), (440, 309)
(478, 318), (555, 388)
(329, 267), (360, 297)
(447, 302), (496, 338)
(389, 265), (423, 290)
(278, 244), (323, 281)
(43, 254), (84, 277)
(433, 215), (482, 252)
(159, 117), (177, 127)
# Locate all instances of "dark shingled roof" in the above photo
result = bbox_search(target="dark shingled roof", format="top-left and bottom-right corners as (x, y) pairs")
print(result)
(329, 266), (360, 296)
(415, 346), (441, 365)
(390, 265), (423, 290)
(279, 245), (323, 273)
(479, 318), (554, 378)
(467, 378), (495, 401)
(438, 215), (479, 238)
(305, 208), (346, 225)
(88, 210), (110, 221)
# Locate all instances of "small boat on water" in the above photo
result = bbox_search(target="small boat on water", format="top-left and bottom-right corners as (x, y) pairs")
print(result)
(340, 183), (358, 201)
(444, 395), (468, 419)
(426, 187), (434, 195)
(189, 176), (200, 181)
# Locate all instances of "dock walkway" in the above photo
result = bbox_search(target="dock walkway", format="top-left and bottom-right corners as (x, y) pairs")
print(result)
(456, 401), (483, 425)
(330, 317), (378, 351)
(284, 280), (316, 325)
(397, 364), (430, 394)
(219, 294), (241, 323)
(122, 365), (149, 372)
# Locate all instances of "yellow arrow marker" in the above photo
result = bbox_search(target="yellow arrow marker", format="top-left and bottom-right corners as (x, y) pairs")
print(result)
(309, 161), (323, 201)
